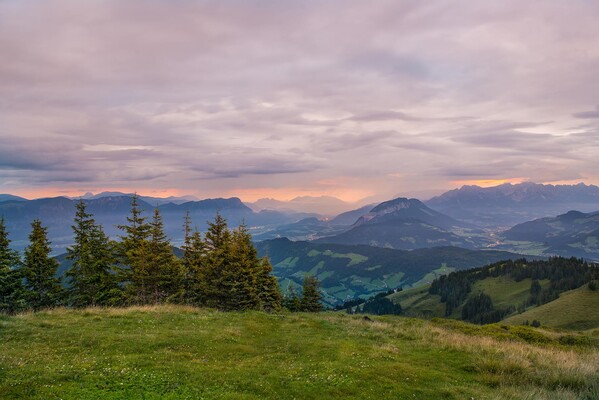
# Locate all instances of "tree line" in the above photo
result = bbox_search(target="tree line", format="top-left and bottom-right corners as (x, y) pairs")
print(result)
(429, 257), (598, 324)
(0, 196), (322, 314)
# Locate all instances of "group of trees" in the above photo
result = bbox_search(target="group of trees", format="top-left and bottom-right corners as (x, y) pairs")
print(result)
(429, 257), (598, 324)
(0, 196), (323, 314)
(282, 276), (323, 312)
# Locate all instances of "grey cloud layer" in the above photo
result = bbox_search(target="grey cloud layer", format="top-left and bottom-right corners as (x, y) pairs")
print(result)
(1, 0), (599, 198)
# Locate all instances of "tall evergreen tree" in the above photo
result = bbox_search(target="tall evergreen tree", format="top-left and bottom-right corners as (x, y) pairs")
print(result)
(145, 208), (185, 303)
(283, 282), (301, 312)
(0, 217), (27, 314)
(256, 256), (282, 312)
(181, 212), (205, 304)
(22, 219), (62, 310)
(300, 275), (323, 312)
(225, 223), (261, 310)
(200, 213), (232, 308)
(182, 228), (207, 305)
(117, 194), (152, 304)
(66, 200), (121, 307)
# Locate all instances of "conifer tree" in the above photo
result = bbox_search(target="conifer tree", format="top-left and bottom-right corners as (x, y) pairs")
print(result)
(145, 208), (185, 303)
(66, 200), (121, 307)
(117, 194), (152, 304)
(200, 213), (232, 308)
(225, 223), (261, 310)
(256, 256), (282, 312)
(300, 275), (323, 312)
(22, 219), (62, 310)
(283, 282), (301, 312)
(0, 217), (27, 314)
(181, 212), (206, 304)
(183, 228), (207, 305)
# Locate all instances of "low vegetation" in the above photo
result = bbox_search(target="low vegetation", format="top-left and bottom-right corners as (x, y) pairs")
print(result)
(1, 306), (598, 399)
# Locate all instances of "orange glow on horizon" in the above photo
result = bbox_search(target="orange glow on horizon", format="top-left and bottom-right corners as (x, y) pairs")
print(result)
(225, 187), (374, 203)
(450, 178), (527, 188)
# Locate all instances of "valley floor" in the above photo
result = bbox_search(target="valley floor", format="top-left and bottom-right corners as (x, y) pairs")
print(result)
(0, 306), (597, 399)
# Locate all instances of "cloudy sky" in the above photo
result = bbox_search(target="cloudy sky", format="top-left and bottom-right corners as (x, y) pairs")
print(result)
(1, 0), (599, 202)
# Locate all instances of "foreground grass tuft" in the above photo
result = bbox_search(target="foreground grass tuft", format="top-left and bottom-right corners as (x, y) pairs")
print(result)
(0, 306), (597, 399)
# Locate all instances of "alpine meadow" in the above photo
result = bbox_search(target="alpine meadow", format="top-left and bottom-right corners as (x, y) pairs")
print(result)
(2, 1), (599, 399)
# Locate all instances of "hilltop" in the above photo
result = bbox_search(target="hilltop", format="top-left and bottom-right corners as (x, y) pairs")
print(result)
(0, 306), (597, 399)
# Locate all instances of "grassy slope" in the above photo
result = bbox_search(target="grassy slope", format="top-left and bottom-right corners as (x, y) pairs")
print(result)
(503, 284), (599, 330)
(1, 307), (598, 400)
(388, 285), (445, 318)
(471, 277), (550, 309)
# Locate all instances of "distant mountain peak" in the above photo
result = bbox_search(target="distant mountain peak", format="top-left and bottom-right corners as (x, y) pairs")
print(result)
(369, 197), (422, 214)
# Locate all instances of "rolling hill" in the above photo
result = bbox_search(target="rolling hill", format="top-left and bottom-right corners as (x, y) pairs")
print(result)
(503, 283), (599, 330)
(386, 257), (598, 329)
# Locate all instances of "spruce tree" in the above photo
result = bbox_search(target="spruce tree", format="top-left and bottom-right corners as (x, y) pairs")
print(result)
(146, 208), (185, 303)
(0, 217), (27, 314)
(22, 219), (62, 310)
(182, 212), (206, 304)
(300, 275), (323, 312)
(201, 213), (232, 308)
(66, 200), (121, 307)
(183, 228), (207, 305)
(117, 194), (152, 304)
(226, 223), (260, 310)
(256, 256), (282, 312)
(283, 282), (301, 312)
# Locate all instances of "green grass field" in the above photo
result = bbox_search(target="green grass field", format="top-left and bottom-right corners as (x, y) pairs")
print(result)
(504, 283), (599, 330)
(471, 277), (550, 309)
(1, 306), (598, 399)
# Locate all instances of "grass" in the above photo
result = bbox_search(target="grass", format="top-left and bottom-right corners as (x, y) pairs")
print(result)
(504, 284), (599, 330)
(1, 307), (598, 399)
(471, 277), (550, 309)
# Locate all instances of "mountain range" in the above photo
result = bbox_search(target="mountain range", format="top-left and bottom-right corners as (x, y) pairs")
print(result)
(0, 196), (302, 252)
(426, 182), (599, 227)
(74, 191), (200, 205)
(497, 210), (599, 259)
(248, 196), (363, 216)
(3, 182), (599, 261)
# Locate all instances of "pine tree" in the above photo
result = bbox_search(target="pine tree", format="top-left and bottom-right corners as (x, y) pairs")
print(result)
(256, 256), (282, 312)
(22, 219), (62, 310)
(300, 275), (323, 312)
(117, 194), (152, 304)
(200, 213), (232, 308)
(225, 223), (260, 310)
(66, 200), (121, 307)
(0, 217), (27, 314)
(182, 212), (206, 305)
(183, 228), (207, 305)
(145, 208), (185, 303)
(283, 282), (301, 312)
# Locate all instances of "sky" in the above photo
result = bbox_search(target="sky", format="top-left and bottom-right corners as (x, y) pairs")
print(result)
(1, 0), (599, 203)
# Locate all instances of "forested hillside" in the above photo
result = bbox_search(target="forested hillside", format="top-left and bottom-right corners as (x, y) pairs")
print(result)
(387, 257), (599, 327)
